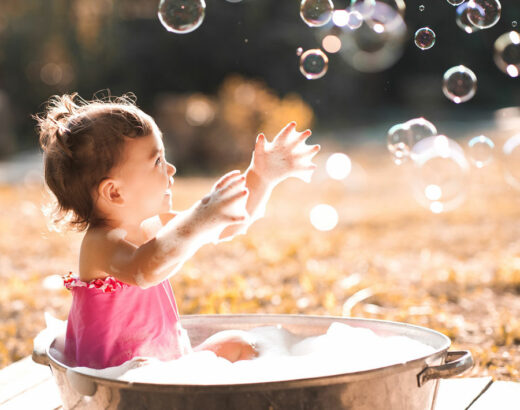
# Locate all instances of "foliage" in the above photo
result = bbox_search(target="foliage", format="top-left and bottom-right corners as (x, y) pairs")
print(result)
(0, 146), (519, 382)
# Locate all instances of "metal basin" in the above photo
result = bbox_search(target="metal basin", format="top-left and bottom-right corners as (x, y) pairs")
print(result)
(33, 314), (473, 410)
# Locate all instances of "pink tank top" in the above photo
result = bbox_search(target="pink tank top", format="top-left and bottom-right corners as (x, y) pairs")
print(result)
(63, 273), (191, 369)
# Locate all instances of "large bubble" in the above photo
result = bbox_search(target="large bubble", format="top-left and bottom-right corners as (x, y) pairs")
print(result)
(300, 0), (334, 27)
(493, 31), (520, 78)
(405, 117), (437, 146)
(466, 0), (501, 29)
(299, 49), (329, 79)
(414, 27), (436, 50)
(410, 135), (470, 213)
(157, 0), (206, 34)
(339, 1), (407, 72)
(442, 65), (477, 104)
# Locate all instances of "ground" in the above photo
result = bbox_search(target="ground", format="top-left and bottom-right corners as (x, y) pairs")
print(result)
(0, 141), (519, 381)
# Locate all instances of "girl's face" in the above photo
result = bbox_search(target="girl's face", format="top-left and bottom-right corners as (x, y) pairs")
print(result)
(114, 130), (176, 221)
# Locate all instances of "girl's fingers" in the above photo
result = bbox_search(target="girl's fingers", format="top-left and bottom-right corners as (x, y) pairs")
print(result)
(275, 121), (297, 143)
(220, 175), (246, 194)
(290, 130), (312, 148)
(214, 170), (241, 190)
(222, 188), (249, 204)
(294, 144), (321, 159)
(223, 214), (247, 223)
(255, 133), (267, 154)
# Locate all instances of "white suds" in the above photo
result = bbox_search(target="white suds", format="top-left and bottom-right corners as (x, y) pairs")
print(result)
(67, 322), (435, 385)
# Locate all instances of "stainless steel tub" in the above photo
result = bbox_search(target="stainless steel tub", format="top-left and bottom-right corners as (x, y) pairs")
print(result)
(33, 314), (472, 410)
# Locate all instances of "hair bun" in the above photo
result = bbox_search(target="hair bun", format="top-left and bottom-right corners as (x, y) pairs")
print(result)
(36, 93), (80, 156)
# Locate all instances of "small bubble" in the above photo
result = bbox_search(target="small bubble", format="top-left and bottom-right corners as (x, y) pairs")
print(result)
(447, 0), (465, 5)
(414, 27), (436, 50)
(299, 48), (329, 80)
(442, 65), (477, 104)
(513, 21), (518, 28)
(326, 153), (352, 180)
(157, 0), (206, 34)
(296, 47), (303, 56)
(300, 0), (334, 28)
(467, 135), (494, 168)
(387, 123), (413, 162)
(419, 5), (425, 12)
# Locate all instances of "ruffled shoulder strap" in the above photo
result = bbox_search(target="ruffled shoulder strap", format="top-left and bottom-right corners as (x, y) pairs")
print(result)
(63, 271), (130, 293)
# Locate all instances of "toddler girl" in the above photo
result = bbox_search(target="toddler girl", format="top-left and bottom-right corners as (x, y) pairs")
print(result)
(37, 93), (320, 369)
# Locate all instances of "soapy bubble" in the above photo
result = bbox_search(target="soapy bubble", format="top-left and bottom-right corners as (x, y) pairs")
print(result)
(502, 134), (520, 190)
(493, 31), (520, 78)
(513, 21), (518, 28)
(300, 0), (334, 28)
(414, 27), (436, 50)
(326, 153), (352, 180)
(466, 0), (501, 29)
(410, 135), (470, 213)
(157, 0), (206, 34)
(405, 117), (438, 146)
(456, 3), (481, 34)
(339, 1), (407, 73)
(309, 204), (339, 231)
(350, 0), (405, 18)
(447, 0), (466, 5)
(299, 49), (329, 80)
(419, 5), (425, 12)
(467, 135), (494, 168)
(442, 65), (477, 104)
(347, 10), (364, 29)
(296, 47), (304, 56)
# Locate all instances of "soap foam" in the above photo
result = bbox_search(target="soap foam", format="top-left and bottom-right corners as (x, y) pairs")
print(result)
(69, 322), (435, 385)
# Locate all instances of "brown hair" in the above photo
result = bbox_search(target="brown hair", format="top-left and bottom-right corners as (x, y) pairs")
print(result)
(35, 92), (156, 231)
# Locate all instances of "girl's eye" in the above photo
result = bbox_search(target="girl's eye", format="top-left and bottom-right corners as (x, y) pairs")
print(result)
(155, 157), (162, 166)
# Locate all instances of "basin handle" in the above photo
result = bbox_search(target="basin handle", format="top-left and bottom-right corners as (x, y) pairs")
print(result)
(32, 347), (50, 366)
(417, 350), (473, 387)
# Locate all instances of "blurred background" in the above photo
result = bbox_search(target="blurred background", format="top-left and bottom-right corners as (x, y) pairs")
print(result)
(0, 0), (519, 382)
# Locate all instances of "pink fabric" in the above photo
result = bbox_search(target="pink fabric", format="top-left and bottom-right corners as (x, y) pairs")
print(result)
(64, 274), (189, 369)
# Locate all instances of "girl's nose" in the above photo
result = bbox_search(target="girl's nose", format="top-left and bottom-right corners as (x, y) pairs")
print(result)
(167, 163), (176, 176)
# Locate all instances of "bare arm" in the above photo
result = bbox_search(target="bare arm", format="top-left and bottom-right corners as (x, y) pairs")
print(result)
(89, 171), (249, 288)
(219, 121), (320, 239)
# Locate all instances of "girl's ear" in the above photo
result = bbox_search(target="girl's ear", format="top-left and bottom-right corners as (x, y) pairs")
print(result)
(98, 178), (124, 206)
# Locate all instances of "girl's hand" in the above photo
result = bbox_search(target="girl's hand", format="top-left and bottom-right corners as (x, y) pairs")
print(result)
(195, 170), (249, 230)
(250, 122), (320, 185)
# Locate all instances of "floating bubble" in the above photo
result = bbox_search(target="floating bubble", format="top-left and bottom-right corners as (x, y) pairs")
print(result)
(158, 0), (206, 34)
(300, 0), (334, 28)
(414, 27), (436, 50)
(322, 35), (342, 53)
(339, 1), (407, 72)
(493, 31), (520, 78)
(447, 0), (466, 5)
(410, 135), (470, 213)
(467, 135), (494, 168)
(419, 5), (425, 12)
(405, 117), (438, 146)
(387, 123), (413, 163)
(299, 49), (329, 80)
(309, 204), (339, 231)
(326, 153), (352, 180)
(466, 0), (501, 29)
(456, 3), (481, 34)
(513, 21), (518, 28)
(296, 47), (304, 56)
(442, 65), (477, 104)
(350, 0), (405, 18)
(503, 134), (520, 190)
